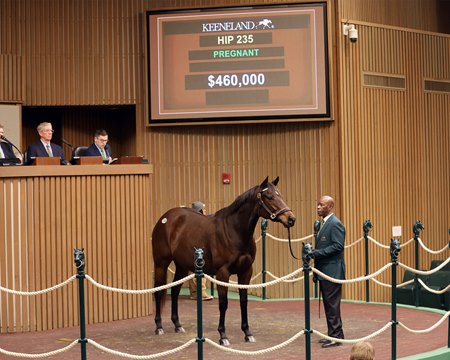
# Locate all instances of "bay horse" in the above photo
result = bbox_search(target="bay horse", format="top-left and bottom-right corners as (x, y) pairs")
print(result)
(151, 177), (296, 345)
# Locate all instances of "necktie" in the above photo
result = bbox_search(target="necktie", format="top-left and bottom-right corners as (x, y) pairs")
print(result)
(0, 145), (4, 158)
(46, 144), (52, 157)
(101, 148), (106, 159)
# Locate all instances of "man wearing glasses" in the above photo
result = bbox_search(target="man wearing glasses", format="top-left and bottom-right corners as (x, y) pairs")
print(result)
(26, 122), (67, 164)
(86, 129), (113, 164)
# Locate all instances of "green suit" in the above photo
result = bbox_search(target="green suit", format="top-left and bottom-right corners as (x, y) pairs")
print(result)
(314, 214), (346, 280)
(314, 214), (346, 339)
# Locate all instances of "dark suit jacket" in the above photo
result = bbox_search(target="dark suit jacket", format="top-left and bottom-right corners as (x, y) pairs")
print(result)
(85, 143), (112, 158)
(314, 214), (346, 280)
(26, 140), (66, 164)
(1, 141), (17, 159)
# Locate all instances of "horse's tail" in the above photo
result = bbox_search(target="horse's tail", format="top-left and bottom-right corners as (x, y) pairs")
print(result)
(153, 266), (168, 306)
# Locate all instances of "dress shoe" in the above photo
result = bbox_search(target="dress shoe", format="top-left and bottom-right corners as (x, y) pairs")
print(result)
(190, 295), (214, 301)
(318, 339), (330, 344)
(321, 340), (342, 348)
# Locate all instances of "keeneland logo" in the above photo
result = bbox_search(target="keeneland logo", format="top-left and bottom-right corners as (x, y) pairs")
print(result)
(202, 19), (274, 32)
(257, 19), (274, 29)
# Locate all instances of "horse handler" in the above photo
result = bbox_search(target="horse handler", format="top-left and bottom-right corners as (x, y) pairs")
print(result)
(189, 201), (214, 301)
(313, 195), (346, 348)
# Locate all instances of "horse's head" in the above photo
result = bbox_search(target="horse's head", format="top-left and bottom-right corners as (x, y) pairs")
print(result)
(257, 177), (296, 228)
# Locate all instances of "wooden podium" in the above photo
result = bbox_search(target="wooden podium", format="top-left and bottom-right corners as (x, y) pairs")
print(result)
(72, 156), (103, 165)
(0, 164), (153, 333)
(31, 157), (60, 165)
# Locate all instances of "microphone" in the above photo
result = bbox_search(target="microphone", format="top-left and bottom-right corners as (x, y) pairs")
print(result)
(1, 135), (23, 163)
(0, 134), (10, 143)
(61, 138), (74, 150)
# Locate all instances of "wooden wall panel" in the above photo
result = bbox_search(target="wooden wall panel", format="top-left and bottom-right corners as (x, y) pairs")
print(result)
(338, 0), (447, 34)
(0, 55), (24, 102)
(337, 19), (450, 302)
(0, 0), (148, 106)
(0, 166), (152, 333)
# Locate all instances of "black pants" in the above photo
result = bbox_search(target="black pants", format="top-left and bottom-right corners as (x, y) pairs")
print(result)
(320, 280), (344, 339)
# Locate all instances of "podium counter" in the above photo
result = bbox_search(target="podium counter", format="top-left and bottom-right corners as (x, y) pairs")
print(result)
(0, 164), (153, 332)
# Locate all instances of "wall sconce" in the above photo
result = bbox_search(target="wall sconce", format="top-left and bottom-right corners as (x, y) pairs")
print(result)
(343, 23), (358, 43)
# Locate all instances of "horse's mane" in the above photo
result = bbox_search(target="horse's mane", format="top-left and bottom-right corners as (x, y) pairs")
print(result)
(215, 185), (259, 217)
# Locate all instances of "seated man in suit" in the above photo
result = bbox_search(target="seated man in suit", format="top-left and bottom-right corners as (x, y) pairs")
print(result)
(26, 122), (68, 165)
(86, 129), (113, 164)
(0, 124), (18, 160)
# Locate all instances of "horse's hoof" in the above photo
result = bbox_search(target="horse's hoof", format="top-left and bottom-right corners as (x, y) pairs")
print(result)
(219, 338), (231, 347)
(175, 326), (185, 333)
(155, 328), (165, 335)
(245, 335), (256, 343)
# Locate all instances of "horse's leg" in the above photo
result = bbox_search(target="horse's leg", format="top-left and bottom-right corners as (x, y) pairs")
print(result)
(171, 267), (188, 333)
(238, 269), (255, 342)
(216, 270), (231, 346)
(154, 265), (168, 335)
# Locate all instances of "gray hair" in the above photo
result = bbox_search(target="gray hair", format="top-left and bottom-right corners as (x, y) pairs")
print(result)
(191, 201), (205, 213)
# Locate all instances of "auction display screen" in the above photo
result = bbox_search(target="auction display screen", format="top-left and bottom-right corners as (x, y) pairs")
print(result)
(147, 4), (329, 125)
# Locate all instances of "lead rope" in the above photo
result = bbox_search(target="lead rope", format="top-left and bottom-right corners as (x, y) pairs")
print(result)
(287, 226), (301, 260)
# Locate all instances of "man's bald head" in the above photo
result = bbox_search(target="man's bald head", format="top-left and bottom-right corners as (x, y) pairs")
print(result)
(317, 195), (335, 218)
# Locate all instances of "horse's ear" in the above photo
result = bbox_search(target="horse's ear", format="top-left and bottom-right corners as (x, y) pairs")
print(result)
(272, 176), (279, 186)
(260, 176), (269, 187)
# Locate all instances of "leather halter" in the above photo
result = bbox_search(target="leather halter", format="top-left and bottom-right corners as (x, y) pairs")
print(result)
(257, 188), (291, 220)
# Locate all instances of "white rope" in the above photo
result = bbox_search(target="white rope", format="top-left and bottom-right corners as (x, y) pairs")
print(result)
(400, 238), (415, 248)
(262, 232), (446, 254)
(0, 339), (78, 358)
(86, 312), (445, 359)
(398, 311), (450, 334)
(266, 233), (313, 243)
(418, 278), (450, 294)
(397, 279), (415, 288)
(313, 322), (393, 344)
(418, 237), (449, 254)
(204, 331), (305, 355)
(312, 263), (392, 284)
(88, 338), (196, 359)
(205, 267), (304, 289)
(345, 237), (364, 249)
(369, 278), (415, 288)
(265, 270), (313, 283)
(0, 275), (77, 296)
(399, 257), (450, 275)
(229, 272), (261, 284)
(369, 277), (392, 288)
(85, 273), (195, 294)
(367, 236), (391, 249)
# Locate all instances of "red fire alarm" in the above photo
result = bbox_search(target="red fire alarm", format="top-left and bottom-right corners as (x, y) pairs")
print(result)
(222, 172), (231, 184)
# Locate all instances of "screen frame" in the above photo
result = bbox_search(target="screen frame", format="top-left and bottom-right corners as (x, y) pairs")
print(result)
(146, 3), (332, 126)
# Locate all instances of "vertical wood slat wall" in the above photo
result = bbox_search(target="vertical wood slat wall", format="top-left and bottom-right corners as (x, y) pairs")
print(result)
(0, 0), (147, 107)
(338, 0), (445, 33)
(0, 54), (24, 102)
(0, 0), (448, 311)
(149, 121), (341, 300)
(0, 171), (151, 333)
(338, 19), (450, 301)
